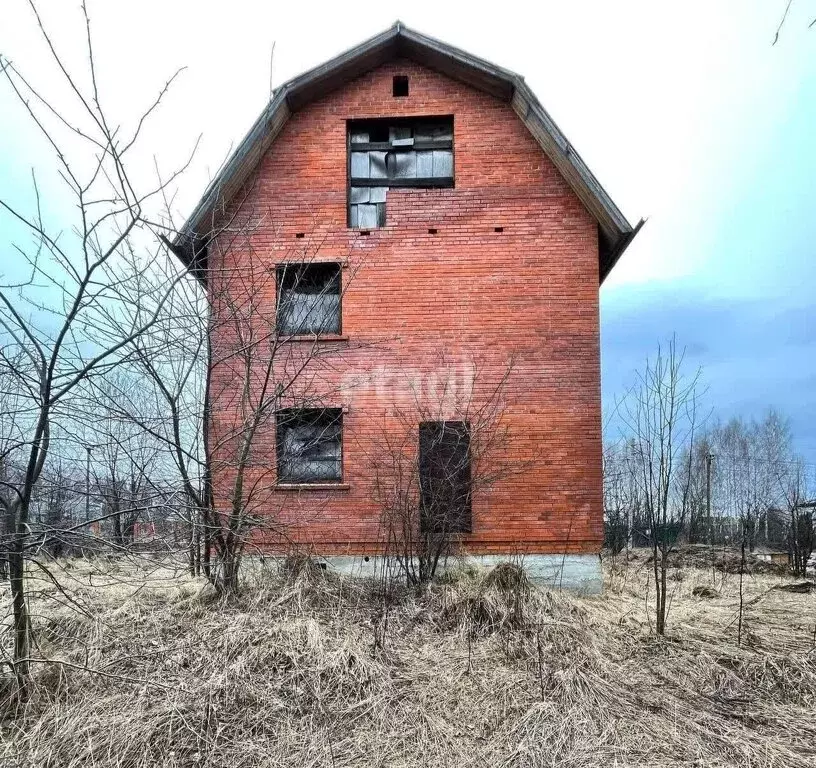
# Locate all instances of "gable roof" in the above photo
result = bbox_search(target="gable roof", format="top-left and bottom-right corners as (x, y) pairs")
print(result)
(174, 22), (643, 283)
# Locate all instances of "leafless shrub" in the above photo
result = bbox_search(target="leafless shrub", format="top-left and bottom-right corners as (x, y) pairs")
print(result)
(369, 357), (529, 586)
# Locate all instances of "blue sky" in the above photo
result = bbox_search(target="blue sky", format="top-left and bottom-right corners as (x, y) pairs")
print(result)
(601, 27), (816, 462)
(1, 0), (814, 460)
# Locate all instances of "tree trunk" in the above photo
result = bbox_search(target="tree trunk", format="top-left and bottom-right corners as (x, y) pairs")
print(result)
(188, 513), (196, 577)
(655, 547), (667, 635)
(0, 507), (9, 581)
(220, 547), (240, 594)
(737, 534), (746, 646)
(112, 511), (123, 548)
(9, 506), (30, 698)
(123, 512), (137, 545)
(46, 487), (66, 557)
(194, 510), (202, 577)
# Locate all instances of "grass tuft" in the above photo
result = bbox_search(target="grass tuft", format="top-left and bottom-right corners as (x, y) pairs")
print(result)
(2, 551), (815, 766)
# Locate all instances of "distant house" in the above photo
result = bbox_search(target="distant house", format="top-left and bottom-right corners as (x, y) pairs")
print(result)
(753, 546), (788, 566)
(173, 24), (641, 592)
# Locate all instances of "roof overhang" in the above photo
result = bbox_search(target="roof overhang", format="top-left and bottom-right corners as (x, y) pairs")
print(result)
(173, 22), (642, 283)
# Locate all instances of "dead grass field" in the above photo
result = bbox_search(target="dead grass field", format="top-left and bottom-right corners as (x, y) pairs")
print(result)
(1, 551), (815, 767)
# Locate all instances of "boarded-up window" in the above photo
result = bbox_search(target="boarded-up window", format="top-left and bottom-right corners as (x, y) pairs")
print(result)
(419, 421), (472, 534)
(277, 408), (343, 483)
(348, 116), (454, 228)
(276, 262), (341, 336)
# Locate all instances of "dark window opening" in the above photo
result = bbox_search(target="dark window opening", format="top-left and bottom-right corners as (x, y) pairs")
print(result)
(393, 75), (409, 97)
(348, 116), (454, 228)
(419, 421), (472, 534)
(276, 262), (341, 336)
(277, 408), (343, 484)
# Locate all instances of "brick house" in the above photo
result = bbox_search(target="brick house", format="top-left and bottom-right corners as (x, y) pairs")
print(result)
(173, 24), (641, 592)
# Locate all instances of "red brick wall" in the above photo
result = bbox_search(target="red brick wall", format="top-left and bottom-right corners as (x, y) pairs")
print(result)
(206, 58), (603, 556)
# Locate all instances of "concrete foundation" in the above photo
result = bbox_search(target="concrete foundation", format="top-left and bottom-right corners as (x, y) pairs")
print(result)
(307, 553), (603, 595)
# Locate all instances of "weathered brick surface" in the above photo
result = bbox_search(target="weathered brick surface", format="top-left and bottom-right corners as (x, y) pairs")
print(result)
(207, 59), (603, 555)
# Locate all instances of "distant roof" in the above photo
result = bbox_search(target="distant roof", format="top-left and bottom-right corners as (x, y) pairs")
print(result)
(175, 22), (643, 282)
(753, 546), (787, 555)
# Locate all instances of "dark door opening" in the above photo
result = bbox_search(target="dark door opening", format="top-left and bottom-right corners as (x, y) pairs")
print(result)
(419, 421), (472, 534)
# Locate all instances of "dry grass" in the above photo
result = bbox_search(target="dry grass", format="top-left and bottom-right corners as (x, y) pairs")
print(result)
(1, 551), (815, 767)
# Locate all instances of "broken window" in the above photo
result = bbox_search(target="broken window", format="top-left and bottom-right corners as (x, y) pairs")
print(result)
(276, 262), (341, 336)
(277, 408), (343, 484)
(348, 116), (454, 228)
(419, 420), (472, 534)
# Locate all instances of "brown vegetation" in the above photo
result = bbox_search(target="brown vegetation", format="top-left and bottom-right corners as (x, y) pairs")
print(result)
(2, 553), (815, 767)
(641, 543), (791, 576)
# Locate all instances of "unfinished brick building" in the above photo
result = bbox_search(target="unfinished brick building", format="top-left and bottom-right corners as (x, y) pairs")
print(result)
(174, 23), (641, 592)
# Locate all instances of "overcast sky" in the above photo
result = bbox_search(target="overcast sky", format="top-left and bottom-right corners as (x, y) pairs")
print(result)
(1, 1), (814, 460)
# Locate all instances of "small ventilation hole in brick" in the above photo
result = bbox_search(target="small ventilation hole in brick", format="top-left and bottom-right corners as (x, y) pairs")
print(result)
(494, 226), (504, 233)
(428, 228), (438, 235)
(359, 230), (370, 236)
(295, 232), (305, 239)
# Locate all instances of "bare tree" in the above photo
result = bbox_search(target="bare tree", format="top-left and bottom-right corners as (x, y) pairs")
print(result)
(87, 379), (163, 549)
(204, 236), (364, 593)
(113, 219), (361, 594)
(0, 352), (30, 580)
(773, 0), (816, 45)
(676, 434), (714, 545)
(0, 2), (193, 695)
(619, 338), (702, 635)
(779, 459), (815, 577)
(36, 461), (79, 557)
(603, 438), (644, 557)
(94, 266), (211, 573)
(707, 418), (765, 551)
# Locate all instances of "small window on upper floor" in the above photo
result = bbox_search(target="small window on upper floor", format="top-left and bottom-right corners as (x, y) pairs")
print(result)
(276, 262), (341, 336)
(348, 116), (453, 228)
(393, 75), (409, 97)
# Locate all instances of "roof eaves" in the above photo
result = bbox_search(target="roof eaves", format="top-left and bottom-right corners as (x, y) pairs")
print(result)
(174, 22), (641, 282)
(599, 218), (645, 284)
(395, 25), (519, 99)
(510, 78), (632, 239)
(279, 24), (402, 111)
(175, 87), (291, 249)
(175, 25), (408, 251)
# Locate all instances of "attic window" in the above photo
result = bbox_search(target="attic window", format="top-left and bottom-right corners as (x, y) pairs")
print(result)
(348, 116), (454, 228)
(393, 75), (409, 97)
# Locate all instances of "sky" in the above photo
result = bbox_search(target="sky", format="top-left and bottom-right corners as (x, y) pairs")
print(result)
(1, 0), (814, 460)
